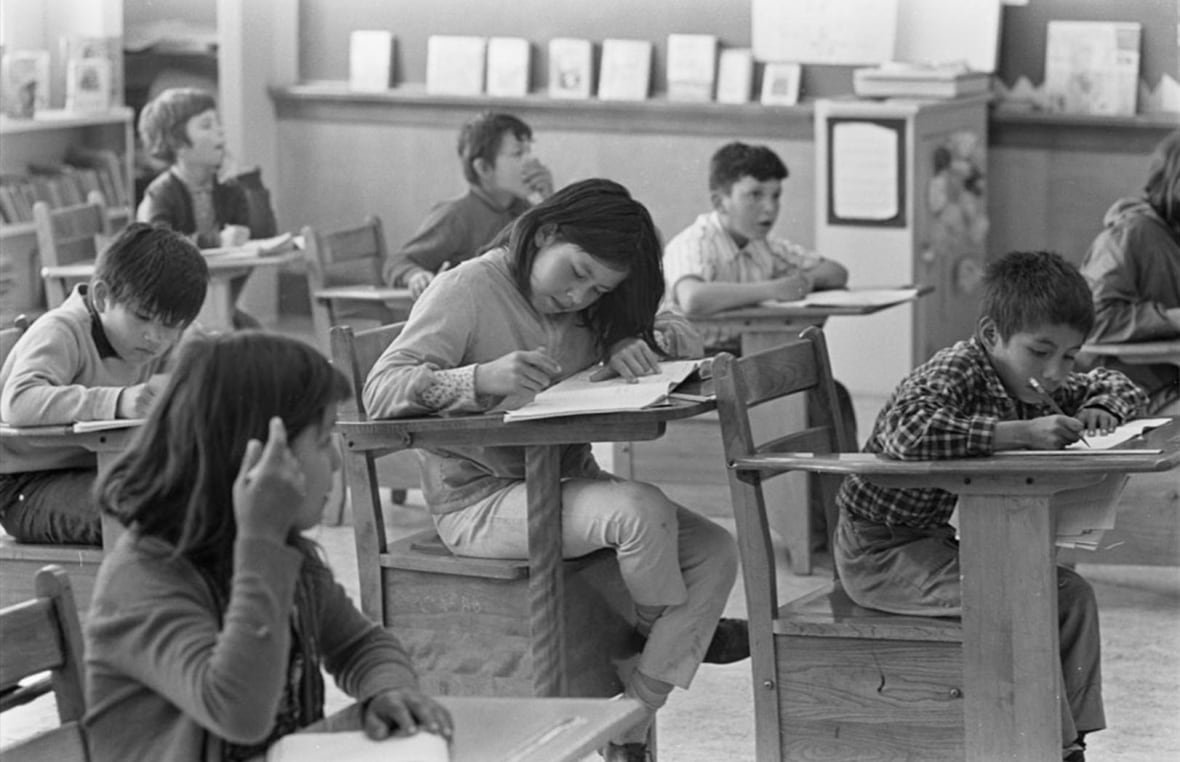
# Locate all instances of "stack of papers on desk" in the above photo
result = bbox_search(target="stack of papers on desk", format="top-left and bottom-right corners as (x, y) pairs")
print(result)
(266, 730), (449, 761)
(503, 360), (704, 422)
(202, 233), (302, 260)
(761, 287), (919, 310)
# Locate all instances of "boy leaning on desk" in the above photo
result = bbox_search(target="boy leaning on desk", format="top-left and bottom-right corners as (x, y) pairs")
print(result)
(0, 224), (208, 546)
(835, 250), (1148, 762)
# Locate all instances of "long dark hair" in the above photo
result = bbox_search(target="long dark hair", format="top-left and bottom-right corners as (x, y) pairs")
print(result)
(489, 178), (664, 355)
(95, 332), (350, 595)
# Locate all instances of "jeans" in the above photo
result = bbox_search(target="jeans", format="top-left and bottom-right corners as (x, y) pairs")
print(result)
(0, 469), (102, 545)
(435, 475), (738, 688)
(834, 511), (1105, 743)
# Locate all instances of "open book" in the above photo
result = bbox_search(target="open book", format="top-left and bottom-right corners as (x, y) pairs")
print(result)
(266, 730), (449, 762)
(760, 287), (920, 310)
(503, 360), (705, 422)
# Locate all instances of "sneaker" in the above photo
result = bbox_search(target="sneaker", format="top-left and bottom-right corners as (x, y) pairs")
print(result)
(703, 618), (750, 664)
(601, 741), (652, 762)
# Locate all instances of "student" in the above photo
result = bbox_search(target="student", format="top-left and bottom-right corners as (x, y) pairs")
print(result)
(834, 251), (1147, 762)
(364, 179), (744, 762)
(0, 223), (207, 545)
(84, 332), (452, 761)
(1079, 127), (1180, 414)
(663, 141), (854, 551)
(382, 110), (555, 298)
(136, 86), (258, 329)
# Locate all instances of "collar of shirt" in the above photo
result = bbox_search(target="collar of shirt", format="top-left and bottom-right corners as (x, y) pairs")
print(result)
(81, 284), (119, 359)
(171, 165), (214, 194)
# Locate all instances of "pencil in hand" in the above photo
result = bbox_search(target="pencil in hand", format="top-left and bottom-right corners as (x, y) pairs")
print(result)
(1027, 378), (1090, 447)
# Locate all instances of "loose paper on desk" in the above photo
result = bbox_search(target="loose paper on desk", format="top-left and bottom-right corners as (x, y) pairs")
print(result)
(762, 287), (919, 309)
(266, 730), (449, 762)
(73, 418), (144, 433)
(503, 360), (701, 422)
(202, 233), (300, 260)
(991, 418), (1171, 454)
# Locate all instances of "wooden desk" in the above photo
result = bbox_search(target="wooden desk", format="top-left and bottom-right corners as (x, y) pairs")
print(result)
(337, 399), (713, 698)
(42, 248), (302, 333)
(1081, 339), (1180, 367)
(0, 423), (137, 548)
(730, 418), (1180, 762)
(299, 696), (644, 762)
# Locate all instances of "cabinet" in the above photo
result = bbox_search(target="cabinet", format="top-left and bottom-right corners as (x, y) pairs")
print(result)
(0, 107), (134, 323)
(815, 96), (991, 398)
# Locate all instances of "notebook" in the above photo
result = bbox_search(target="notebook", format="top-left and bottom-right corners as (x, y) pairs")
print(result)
(266, 730), (449, 761)
(502, 360), (705, 422)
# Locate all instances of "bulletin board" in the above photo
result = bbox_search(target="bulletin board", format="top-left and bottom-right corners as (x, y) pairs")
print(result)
(825, 117), (907, 228)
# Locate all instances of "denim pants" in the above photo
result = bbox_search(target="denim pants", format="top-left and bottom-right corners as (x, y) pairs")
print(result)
(435, 476), (738, 689)
(834, 511), (1105, 744)
(0, 469), (102, 545)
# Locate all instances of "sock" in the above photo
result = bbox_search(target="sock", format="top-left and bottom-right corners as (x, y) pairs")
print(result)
(633, 603), (665, 638)
(615, 670), (673, 745)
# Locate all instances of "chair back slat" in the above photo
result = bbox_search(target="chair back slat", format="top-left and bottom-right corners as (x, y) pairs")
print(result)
(33, 193), (109, 308)
(0, 565), (89, 761)
(329, 322), (406, 423)
(302, 216), (387, 290)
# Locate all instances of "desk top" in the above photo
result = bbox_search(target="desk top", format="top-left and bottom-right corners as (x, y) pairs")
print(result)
(0, 422), (137, 450)
(730, 417), (1180, 479)
(690, 285), (934, 324)
(41, 248), (301, 280)
(338, 398), (714, 451)
(1081, 339), (1180, 362)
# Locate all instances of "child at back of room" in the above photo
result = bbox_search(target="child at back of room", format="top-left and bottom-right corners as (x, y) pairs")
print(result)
(835, 250), (1148, 762)
(84, 331), (452, 761)
(137, 86), (260, 329)
(382, 110), (555, 298)
(364, 179), (748, 762)
(0, 223), (207, 545)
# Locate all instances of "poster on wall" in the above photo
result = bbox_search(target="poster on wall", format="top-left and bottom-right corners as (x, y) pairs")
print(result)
(827, 118), (906, 227)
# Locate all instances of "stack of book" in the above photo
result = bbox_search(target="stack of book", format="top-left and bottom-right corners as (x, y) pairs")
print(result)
(0, 147), (126, 225)
(853, 63), (991, 100)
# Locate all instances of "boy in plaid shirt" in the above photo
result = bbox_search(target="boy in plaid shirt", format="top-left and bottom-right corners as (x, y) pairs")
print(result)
(835, 250), (1147, 762)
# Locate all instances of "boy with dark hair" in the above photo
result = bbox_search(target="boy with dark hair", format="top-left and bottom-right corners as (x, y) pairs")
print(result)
(383, 110), (555, 297)
(0, 223), (208, 545)
(835, 250), (1147, 761)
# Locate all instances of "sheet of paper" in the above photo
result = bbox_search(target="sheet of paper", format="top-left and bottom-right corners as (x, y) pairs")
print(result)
(503, 360), (700, 422)
(266, 730), (449, 762)
(831, 122), (900, 221)
(1065, 418), (1171, 451)
(73, 418), (144, 433)
(1052, 473), (1128, 551)
(762, 287), (919, 309)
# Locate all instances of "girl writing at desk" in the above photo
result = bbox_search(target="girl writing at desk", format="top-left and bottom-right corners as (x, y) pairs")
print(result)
(363, 179), (746, 762)
(84, 333), (451, 761)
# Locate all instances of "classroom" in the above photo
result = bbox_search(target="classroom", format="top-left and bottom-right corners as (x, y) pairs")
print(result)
(1, 0), (1177, 760)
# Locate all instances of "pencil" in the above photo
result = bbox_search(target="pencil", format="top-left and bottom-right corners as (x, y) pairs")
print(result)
(1027, 377), (1090, 447)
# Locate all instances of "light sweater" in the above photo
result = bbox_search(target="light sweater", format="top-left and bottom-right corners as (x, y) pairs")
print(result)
(0, 286), (167, 473)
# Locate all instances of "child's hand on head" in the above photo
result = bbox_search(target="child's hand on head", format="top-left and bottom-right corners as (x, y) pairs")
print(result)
(521, 157), (554, 200)
(117, 374), (169, 418)
(475, 348), (561, 396)
(590, 337), (661, 383)
(233, 417), (306, 542)
(1076, 407), (1117, 438)
(362, 688), (453, 742)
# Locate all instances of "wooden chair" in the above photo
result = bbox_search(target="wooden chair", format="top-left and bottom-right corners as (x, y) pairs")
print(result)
(301, 216), (414, 355)
(0, 565), (89, 761)
(0, 315), (104, 615)
(713, 326), (963, 762)
(330, 323), (638, 698)
(33, 191), (109, 309)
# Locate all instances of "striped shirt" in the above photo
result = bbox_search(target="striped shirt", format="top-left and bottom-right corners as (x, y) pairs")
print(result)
(836, 336), (1148, 528)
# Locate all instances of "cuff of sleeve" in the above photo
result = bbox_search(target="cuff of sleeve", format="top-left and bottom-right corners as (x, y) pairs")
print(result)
(420, 364), (478, 410)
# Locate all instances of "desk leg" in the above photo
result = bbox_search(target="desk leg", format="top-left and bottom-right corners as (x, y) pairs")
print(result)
(525, 445), (565, 697)
(957, 493), (1060, 762)
(198, 278), (236, 332)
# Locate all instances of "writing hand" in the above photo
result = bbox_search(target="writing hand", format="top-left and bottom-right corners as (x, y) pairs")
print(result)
(769, 272), (814, 302)
(590, 337), (661, 383)
(117, 373), (169, 419)
(362, 688), (453, 742)
(1024, 414), (1085, 450)
(232, 417), (305, 542)
(476, 348), (562, 396)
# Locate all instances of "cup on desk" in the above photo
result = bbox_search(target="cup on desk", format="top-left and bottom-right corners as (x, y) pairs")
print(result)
(219, 225), (251, 248)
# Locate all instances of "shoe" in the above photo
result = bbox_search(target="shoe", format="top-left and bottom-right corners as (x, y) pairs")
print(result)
(703, 618), (750, 664)
(601, 741), (652, 761)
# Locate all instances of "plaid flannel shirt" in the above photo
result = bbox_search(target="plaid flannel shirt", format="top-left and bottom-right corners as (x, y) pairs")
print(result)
(837, 337), (1148, 528)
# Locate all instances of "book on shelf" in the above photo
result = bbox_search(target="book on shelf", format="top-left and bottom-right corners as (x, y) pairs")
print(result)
(1044, 21), (1141, 116)
(503, 359), (710, 422)
(64, 145), (128, 207)
(60, 34), (123, 109)
(853, 63), (991, 99)
(1, 49), (50, 118)
(666, 34), (717, 102)
(715, 48), (753, 104)
(348, 30), (395, 92)
(597, 39), (652, 102)
(548, 38), (593, 99)
(486, 37), (530, 97)
(426, 36), (486, 96)
(64, 57), (112, 112)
